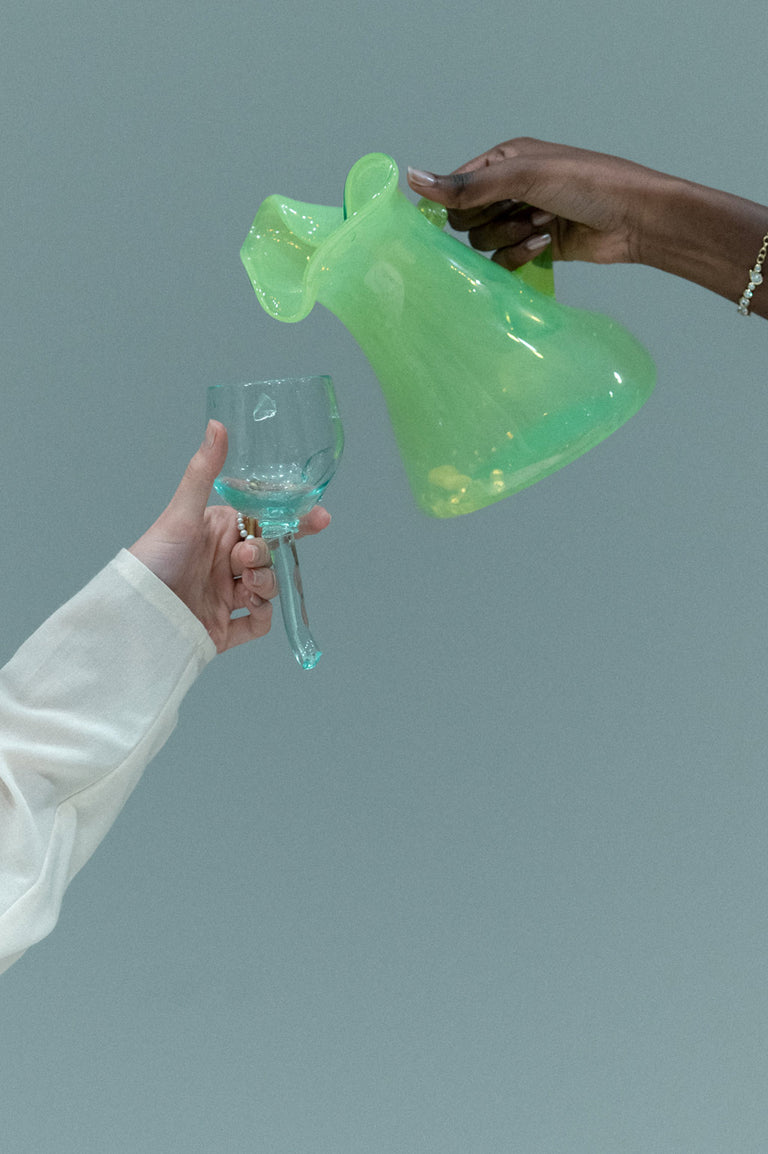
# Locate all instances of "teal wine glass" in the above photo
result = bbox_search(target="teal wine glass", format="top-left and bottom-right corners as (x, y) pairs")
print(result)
(207, 376), (344, 669)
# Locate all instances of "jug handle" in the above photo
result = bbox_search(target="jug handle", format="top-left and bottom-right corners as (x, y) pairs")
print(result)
(416, 197), (450, 229)
(416, 197), (555, 297)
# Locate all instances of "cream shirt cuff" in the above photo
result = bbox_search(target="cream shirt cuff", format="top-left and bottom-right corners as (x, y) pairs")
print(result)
(112, 548), (218, 662)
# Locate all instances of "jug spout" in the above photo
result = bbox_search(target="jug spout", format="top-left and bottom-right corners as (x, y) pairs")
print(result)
(241, 196), (343, 322)
(241, 153), (656, 518)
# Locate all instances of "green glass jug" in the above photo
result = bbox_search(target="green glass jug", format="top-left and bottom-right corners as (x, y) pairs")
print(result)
(241, 153), (655, 517)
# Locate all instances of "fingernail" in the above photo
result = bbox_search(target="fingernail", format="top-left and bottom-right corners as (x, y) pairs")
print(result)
(251, 567), (274, 590)
(531, 211), (555, 226)
(407, 167), (438, 187)
(525, 232), (551, 251)
(204, 419), (216, 447)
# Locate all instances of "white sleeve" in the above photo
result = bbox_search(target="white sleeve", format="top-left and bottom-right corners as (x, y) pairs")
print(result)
(0, 549), (217, 974)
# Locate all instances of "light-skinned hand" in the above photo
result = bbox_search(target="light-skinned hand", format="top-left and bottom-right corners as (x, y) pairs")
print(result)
(129, 420), (331, 652)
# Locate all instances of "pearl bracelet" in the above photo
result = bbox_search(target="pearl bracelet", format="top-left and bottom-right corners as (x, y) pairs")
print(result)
(737, 231), (768, 316)
(236, 513), (260, 539)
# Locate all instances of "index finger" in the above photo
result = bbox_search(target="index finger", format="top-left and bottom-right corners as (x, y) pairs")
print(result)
(447, 199), (530, 232)
(296, 505), (332, 538)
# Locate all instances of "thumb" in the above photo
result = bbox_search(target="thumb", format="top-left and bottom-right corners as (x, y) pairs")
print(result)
(407, 164), (518, 211)
(168, 419), (228, 521)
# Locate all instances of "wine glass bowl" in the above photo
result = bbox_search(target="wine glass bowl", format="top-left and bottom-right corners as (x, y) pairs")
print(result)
(207, 376), (343, 668)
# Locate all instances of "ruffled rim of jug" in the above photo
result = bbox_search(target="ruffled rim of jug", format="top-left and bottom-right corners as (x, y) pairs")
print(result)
(241, 153), (401, 323)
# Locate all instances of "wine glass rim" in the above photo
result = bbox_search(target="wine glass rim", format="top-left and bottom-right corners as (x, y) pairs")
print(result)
(208, 374), (334, 391)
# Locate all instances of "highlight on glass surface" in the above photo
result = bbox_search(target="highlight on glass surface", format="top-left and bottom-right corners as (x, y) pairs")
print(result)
(207, 375), (343, 669)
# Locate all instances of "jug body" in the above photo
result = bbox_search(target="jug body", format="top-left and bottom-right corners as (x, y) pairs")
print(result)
(242, 154), (656, 517)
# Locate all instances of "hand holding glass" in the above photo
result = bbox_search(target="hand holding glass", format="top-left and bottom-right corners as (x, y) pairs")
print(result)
(207, 376), (343, 669)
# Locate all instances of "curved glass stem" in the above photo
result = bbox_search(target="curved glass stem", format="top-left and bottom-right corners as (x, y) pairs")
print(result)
(266, 532), (322, 670)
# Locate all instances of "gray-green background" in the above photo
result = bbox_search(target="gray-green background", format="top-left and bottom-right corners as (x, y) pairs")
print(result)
(2, 2), (768, 1151)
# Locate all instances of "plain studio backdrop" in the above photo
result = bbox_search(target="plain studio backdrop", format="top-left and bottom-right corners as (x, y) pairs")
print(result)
(2, 3), (767, 1152)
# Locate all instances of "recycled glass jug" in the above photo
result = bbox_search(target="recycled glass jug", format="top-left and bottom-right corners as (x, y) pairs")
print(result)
(241, 153), (655, 517)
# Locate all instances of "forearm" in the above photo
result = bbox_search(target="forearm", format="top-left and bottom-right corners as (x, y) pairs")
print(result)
(636, 173), (768, 317)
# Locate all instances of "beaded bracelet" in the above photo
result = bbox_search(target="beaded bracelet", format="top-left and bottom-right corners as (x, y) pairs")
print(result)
(737, 231), (768, 315)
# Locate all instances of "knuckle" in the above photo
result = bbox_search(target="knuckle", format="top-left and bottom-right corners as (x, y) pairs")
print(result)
(492, 248), (518, 271)
(505, 136), (542, 152)
(444, 170), (476, 209)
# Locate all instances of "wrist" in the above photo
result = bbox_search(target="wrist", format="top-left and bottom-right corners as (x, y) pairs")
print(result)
(635, 173), (768, 315)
